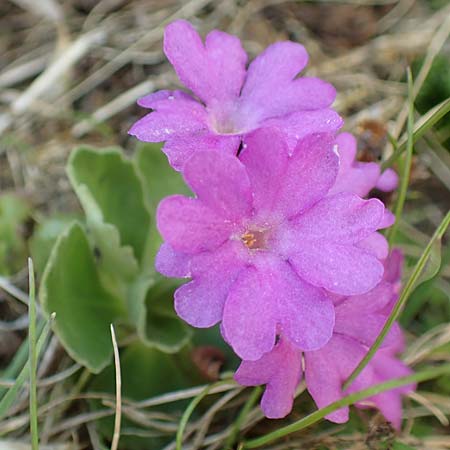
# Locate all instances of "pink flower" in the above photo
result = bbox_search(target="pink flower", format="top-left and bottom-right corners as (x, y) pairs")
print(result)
(156, 129), (386, 361)
(328, 132), (398, 262)
(129, 20), (342, 170)
(330, 132), (398, 197)
(235, 252), (415, 428)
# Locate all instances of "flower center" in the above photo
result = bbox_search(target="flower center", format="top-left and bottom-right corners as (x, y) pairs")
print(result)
(208, 102), (244, 136)
(241, 229), (267, 250)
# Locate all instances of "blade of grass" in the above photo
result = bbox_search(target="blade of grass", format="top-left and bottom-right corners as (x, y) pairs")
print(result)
(28, 258), (39, 450)
(343, 210), (450, 390)
(0, 321), (45, 400)
(0, 313), (54, 420)
(386, 68), (414, 245)
(242, 363), (450, 449)
(176, 379), (232, 450)
(224, 386), (263, 450)
(382, 97), (450, 170)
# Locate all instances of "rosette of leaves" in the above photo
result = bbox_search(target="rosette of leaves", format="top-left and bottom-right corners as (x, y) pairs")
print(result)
(39, 143), (193, 373)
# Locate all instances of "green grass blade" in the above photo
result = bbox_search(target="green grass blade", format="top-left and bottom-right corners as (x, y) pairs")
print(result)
(28, 258), (39, 450)
(0, 331), (34, 400)
(224, 386), (262, 449)
(176, 379), (231, 450)
(343, 210), (450, 390)
(0, 313), (54, 420)
(386, 69), (415, 245)
(242, 363), (450, 449)
(382, 97), (450, 170)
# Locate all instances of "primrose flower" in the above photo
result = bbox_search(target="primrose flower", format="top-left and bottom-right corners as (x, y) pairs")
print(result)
(156, 129), (387, 361)
(129, 20), (342, 170)
(328, 132), (397, 262)
(329, 132), (398, 197)
(236, 252), (415, 427)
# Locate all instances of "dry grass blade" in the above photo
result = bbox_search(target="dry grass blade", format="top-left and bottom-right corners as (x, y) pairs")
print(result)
(408, 391), (449, 426)
(110, 324), (122, 450)
(10, 0), (64, 23)
(59, 0), (214, 104)
(71, 80), (154, 137)
(11, 29), (106, 115)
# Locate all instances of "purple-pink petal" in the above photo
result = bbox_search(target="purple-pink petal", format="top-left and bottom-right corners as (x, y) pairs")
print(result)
(357, 232), (389, 260)
(239, 128), (289, 214)
(329, 132), (380, 197)
(305, 335), (371, 423)
(353, 350), (415, 429)
(289, 241), (384, 295)
(162, 133), (240, 171)
(376, 168), (399, 192)
(274, 133), (339, 219)
(291, 193), (385, 244)
(336, 281), (394, 314)
(334, 309), (400, 348)
(235, 338), (302, 418)
(129, 90), (208, 142)
(261, 109), (343, 153)
(183, 151), (252, 221)
(329, 132), (399, 197)
(222, 265), (277, 360)
(155, 243), (191, 278)
(163, 20), (247, 104)
(380, 209), (395, 228)
(157, 195), (234, 254)
(174, 241), (245, 328)
(240, 41), (335, 123)
(384, 249), (404, 285)
(330, 161), (380, 198)
(278, 263), (335, 351)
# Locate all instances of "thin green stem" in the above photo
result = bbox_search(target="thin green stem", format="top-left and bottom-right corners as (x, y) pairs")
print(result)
(343, 210), (450, 389)
(242, 363), (450, 449)
(176, 379), (230, 450)
(224, 386), (263, 449)
(28, 259), (39, 450)
(387, 68), (414, 246)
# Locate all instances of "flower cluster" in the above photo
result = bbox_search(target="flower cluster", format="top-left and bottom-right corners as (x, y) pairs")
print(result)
(130, 20), (414, 427)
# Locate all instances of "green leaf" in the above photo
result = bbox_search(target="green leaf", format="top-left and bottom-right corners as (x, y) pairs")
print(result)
(414, 236), (442, 287)
(134, 143), (190, 212)
(0, 193), (30, 275)
(68, 146), (151, 266)
(40, 222), (125, 373)
(129, 278), (192, 353)
(29, 215), (77, 277)
(75, 185), (139, 281)
(134, 143), (191, 267)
